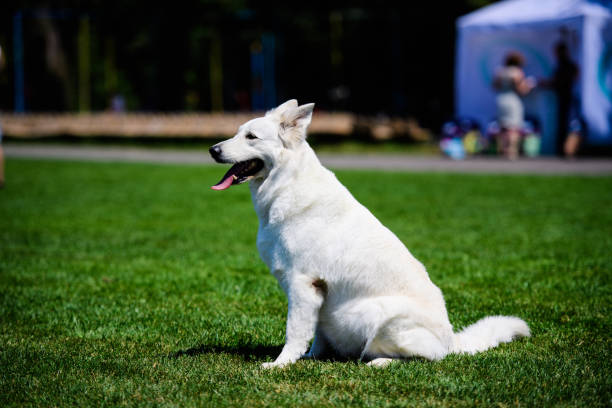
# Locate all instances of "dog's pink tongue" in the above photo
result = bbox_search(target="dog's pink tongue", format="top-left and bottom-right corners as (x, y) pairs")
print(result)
(211, 175), (235, 190)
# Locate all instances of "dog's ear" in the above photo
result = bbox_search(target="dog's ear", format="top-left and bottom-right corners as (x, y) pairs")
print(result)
(278, 103), (314, 148)
(266, 99), (298, 118)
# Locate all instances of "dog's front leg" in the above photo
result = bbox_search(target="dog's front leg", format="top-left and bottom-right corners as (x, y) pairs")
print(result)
(262, 274), (324, 369)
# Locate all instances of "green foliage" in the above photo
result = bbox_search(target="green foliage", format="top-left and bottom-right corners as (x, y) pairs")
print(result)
(1, 159), (610, 407)
(465, 0), (498, 9)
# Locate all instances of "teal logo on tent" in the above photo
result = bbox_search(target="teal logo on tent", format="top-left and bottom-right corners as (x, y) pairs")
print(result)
(598, 45), (612, 102)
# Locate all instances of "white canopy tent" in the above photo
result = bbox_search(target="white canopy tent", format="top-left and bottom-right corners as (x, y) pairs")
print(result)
(456, 0), (612, 154)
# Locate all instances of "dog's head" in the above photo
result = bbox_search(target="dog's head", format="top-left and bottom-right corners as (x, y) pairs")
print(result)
(209, 99), (314, 190)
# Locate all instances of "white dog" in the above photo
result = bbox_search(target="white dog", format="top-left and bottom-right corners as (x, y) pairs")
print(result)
(209, 100), (530, 368)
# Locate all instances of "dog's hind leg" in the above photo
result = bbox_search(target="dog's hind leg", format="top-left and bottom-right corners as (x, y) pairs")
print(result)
(364, 318), (450, 363)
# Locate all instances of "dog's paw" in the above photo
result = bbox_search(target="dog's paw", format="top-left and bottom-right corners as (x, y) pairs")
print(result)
(366, 358), (395, 368)
(261, 361), (288, 369)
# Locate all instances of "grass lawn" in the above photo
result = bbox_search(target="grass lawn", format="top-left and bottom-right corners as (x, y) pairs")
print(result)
(1, 158), (610, 407)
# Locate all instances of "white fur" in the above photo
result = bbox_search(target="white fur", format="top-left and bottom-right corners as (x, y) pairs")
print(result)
(210, 100), (530, 368)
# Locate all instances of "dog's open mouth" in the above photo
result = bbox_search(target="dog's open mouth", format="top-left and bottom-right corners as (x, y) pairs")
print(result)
(211, 159), (264, 190)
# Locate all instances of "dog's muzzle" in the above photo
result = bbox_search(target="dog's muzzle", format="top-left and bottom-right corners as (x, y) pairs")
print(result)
(209, 145), (224, 163)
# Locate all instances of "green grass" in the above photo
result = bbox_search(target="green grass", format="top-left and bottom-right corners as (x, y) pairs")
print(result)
(1, 158), (610, 407)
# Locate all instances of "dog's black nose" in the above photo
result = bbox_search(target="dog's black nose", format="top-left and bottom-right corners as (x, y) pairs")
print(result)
(209, 145), (222, 162)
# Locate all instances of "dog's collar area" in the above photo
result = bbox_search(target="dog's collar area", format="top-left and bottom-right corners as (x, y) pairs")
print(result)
(211, 159), (264, 190)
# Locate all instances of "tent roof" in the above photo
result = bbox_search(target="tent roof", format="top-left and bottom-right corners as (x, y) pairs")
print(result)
(458, 0), (612, 28)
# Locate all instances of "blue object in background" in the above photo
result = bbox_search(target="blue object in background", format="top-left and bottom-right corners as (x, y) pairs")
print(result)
(13, 11), (25, 113)
(442, 138), (466, 160)
(262, 34), (276, 110)
(251, 34), (276, 111)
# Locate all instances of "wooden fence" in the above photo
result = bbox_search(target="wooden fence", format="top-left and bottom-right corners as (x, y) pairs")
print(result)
(0, 112), (430, 141)
(0, 112), (355, 138)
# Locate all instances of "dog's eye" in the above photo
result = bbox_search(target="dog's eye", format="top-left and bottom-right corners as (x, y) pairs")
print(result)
(245, 133), (258, 140)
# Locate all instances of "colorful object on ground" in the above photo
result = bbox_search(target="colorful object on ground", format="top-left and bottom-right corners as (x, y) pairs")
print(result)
(440, 118), (483, 159)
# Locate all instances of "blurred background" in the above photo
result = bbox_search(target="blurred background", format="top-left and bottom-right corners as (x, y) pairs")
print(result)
(0, 1), (477, 116)
(1, 0), (611, 158)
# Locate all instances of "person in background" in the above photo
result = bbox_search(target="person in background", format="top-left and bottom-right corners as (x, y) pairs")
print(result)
(543, 42), (580, 157)
(493, 51), (536, 159)
(0, 125), (4, 189)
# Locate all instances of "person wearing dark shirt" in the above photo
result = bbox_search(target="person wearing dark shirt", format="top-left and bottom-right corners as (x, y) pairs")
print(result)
(550, 42), (579, 156)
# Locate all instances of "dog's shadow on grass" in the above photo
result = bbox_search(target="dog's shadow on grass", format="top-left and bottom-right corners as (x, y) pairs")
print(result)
(168, 344), (283, 362)
(168, 344), (353, 364)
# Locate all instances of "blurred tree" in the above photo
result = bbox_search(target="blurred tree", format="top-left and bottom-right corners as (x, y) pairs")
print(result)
(466, 0), (498, 7)
(0, 0), (495, 128)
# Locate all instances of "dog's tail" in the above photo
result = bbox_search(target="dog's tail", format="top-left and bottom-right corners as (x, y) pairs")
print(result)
(452, 316), (530, 354)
